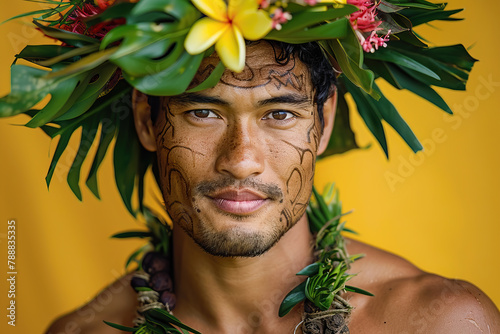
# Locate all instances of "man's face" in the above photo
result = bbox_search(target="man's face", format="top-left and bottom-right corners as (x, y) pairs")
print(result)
(153, 42), (323, 257)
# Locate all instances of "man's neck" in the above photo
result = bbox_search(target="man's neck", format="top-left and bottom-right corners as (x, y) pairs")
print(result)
(172, 216), (313, 334)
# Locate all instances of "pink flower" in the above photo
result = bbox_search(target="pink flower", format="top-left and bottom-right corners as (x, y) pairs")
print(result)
(347, 0), (391, 52)
(347, 0), (381, 32)
(271, 8), (292, 30)
(360, 30), (391, 53)
(259, 0), (271, 9)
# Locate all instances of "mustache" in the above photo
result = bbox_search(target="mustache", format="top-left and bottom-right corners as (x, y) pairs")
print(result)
(194, 177), (283, 200)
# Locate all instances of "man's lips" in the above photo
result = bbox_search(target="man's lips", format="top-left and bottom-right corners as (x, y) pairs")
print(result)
(207, 189), (269, 215)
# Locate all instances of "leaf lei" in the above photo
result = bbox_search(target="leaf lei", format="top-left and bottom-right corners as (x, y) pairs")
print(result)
(279, 184), (372, 318)
(112, 183), (370, 333)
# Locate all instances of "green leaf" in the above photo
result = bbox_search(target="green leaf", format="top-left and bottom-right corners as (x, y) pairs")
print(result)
(45, 128), (74, 188)
(377, 12), (409, 35)
(371, 82), (422, 152)
(390, 1), (443, 10)
(379, 62), (452, 113)
(278, 280), (307, 317)
(342, 227), (358, 235)
(45, 47), (117, 80)
(33, 20), (99, 47)
(136, 146), (154, 214)
(390, 14), (428, 47)
(98, 0), (200, 93)
(103, 320), (138, 332)
(378, 1), (407, 13)
(125, 244), (150, 270)
(324, 37), (378, 99)
(352, 80), (423, 154)
(366, 48), (440, 80)
(37, 44), (100, 67)
(320, 87), (359, 157)
(187, 61), (225, 93)
(343, 78), (388, 156)
(131, 0), (198, 23)
(297, 262), (320, 277)
(391, 42), (477, 90)
(267, 5), (357, 35)
(402, 8), (463, 26)
(307, 208), (324, 233)
(66, 117), (100, 200)
(146, 308), (202, 334)
(16, 45), (76, 61)
(24, 75), (81, 128)
(113, 113), (141, 216)
(42, 82), (131, 196)
(1, 6), (70, 25)
(0, 65), (73, 121)
(345, 285), (374, 296)
(267, 18), (351, 44)
(86, 112), (119, 198)
(312, 186), (332, 220)
(102, 23), (189, 77)
(123, 51), (204, 96)
(112, 231), (152, 239)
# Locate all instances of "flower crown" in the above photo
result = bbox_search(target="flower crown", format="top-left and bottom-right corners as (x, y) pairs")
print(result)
(0, 0), (476, 215)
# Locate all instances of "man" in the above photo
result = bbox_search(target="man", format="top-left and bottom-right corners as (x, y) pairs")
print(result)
(46, 41), (500, 334)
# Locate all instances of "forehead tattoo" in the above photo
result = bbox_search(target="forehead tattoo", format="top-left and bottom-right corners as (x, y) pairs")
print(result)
(188, 43), (312, 98)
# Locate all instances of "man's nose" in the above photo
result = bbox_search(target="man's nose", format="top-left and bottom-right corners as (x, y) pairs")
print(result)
(215, 123), (265, 180)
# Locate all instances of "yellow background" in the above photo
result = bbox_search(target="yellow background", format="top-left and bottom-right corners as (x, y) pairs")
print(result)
(0, 1), (498, 332)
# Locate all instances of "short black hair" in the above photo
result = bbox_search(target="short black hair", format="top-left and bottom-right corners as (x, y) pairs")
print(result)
(271, 41), (337, 129)
(148, 41), (337, 127)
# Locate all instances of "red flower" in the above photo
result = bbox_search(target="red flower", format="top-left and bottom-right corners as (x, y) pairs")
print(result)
(57, 2), (124, 41)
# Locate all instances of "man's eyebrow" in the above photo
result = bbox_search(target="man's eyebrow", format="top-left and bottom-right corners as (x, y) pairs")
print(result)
(257, 94), (311, 108)
(169, 93), (230, 106)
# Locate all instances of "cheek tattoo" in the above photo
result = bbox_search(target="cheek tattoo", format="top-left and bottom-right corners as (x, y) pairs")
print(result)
(154, 43), (319, 233)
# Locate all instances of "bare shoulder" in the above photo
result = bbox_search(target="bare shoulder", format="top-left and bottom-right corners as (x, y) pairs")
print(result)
(345, 238), (500, 333)
(45, 274), (139, 334)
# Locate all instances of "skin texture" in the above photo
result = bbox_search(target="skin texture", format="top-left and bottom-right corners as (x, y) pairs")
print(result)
(45, 43), (500, 334)
(150, 42), (323, 258)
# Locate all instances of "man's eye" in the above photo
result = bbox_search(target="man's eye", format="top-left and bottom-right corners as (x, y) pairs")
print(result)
(264, 111), (295, 121)
(189, 109), (219, 118)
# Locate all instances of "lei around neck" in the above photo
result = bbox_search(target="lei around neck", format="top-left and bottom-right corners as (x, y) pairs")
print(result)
(110, 184), (368, 334)
(0, 0), (475, 218)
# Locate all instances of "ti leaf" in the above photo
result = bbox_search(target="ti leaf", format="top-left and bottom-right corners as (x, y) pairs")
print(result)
(297, 263), (320, 277)
(345, 285), (375, 296)
(321, 86), (359, 157)
(112, 231), (153, 239)
(279, 280), (307, 317)
(113, 112), (141, 216)
(103, 320), (138, 332)
(145, 308), (202, 334)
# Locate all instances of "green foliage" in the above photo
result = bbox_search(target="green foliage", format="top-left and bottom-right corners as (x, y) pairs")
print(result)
(0, 0), (477, 215)
(280, 184), (367, 317)
(278, 280), (307, 317)
(104, 304), (202, 334)
(113, 206), (171, 270)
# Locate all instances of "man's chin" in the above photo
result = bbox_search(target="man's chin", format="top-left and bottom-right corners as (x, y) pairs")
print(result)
(191, 226), (285, 258)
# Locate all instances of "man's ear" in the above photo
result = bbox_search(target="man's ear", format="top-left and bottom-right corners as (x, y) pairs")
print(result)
(132, 89), (157, 152)
(317, 89), (337, 155)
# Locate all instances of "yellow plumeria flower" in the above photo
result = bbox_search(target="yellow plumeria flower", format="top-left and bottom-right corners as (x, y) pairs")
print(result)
(185, 0), (273, 72)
